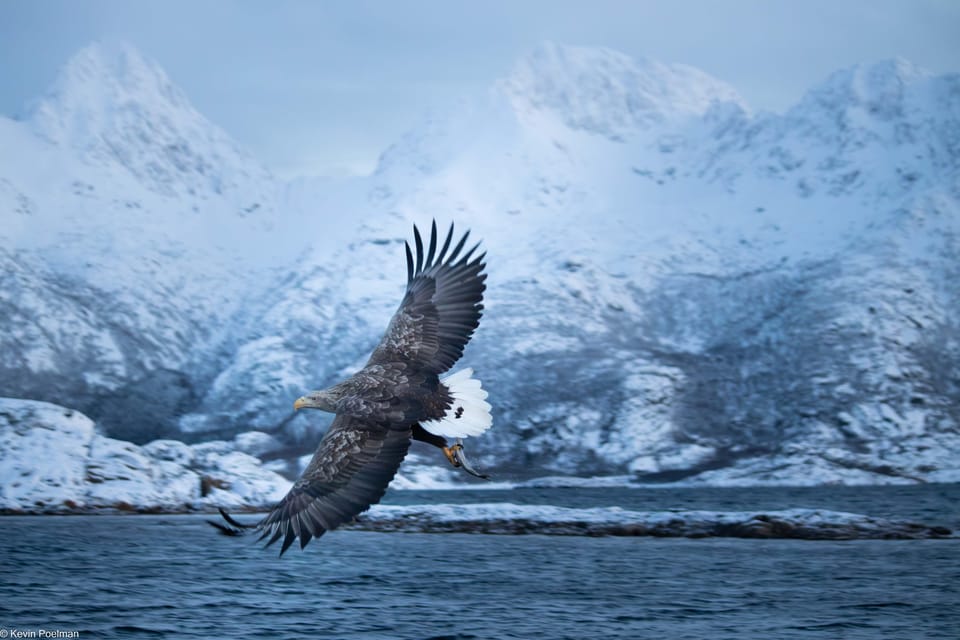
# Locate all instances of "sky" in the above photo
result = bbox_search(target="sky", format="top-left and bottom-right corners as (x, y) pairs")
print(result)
(1, 0), (959, 178)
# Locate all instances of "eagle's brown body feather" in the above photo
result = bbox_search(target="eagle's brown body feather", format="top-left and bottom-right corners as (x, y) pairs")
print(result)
(211, 222), (487, 554)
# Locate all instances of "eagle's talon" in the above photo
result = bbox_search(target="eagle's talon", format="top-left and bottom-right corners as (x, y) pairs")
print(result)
(443, 444), (463, 468)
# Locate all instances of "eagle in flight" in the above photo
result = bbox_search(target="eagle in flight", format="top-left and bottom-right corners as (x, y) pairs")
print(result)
(211, 221), (491, 554)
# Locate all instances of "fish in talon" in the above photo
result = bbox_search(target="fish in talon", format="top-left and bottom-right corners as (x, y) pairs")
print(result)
(452, 438), (491, 480)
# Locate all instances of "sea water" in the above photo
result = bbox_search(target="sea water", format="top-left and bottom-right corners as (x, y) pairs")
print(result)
(1, 486), (957, 639)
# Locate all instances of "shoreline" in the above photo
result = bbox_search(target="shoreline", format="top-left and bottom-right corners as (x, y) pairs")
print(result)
(2, 502), (954, 541)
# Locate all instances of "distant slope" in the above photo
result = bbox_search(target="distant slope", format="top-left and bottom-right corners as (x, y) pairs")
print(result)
(2, 42), (958, 485)
(1, 43), (299, 440)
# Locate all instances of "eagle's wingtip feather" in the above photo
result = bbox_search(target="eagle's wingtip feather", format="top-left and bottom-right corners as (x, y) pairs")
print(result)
(425, 220), (438, 267)
(436, 222), (454, 264)
(405, 241), (414, 282)
(459, 241), (483, 266)
(413, 224), (425, 274)
(447, 229), (470, 263)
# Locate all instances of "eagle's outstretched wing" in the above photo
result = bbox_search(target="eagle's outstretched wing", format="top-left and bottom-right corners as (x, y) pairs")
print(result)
(213, 415), (411, 555)
(211, 222), (486, 554)
(367, 221), (487, 374)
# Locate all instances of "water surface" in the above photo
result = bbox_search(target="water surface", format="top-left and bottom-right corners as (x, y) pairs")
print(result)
(1, 486), (958, 639)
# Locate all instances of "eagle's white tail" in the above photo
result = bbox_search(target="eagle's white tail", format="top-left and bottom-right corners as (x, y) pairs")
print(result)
(421, 368), (492, 438)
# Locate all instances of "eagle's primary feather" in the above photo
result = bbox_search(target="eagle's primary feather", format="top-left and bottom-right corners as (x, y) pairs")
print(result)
(367, 221), (486, 374)
(210, 221), (488, 554)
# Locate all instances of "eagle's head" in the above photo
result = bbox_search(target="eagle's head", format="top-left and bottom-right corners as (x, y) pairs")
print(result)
(293, 389), (336, 412)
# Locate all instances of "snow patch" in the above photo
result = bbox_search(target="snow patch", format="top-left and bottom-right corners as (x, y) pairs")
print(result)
(0, 398), (289, 513)
(353, 503), (953, 539)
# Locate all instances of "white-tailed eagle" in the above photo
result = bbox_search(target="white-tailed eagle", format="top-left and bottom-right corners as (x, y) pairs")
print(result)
(211, 222), (491, 554)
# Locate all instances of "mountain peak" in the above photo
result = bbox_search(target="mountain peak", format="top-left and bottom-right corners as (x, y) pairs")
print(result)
(792, 57), (933, 122)
(58, 41), (182, 97)
(499, 41), (747, 140)
(26, 41), (191, 143)
(22, 41), (271, 198)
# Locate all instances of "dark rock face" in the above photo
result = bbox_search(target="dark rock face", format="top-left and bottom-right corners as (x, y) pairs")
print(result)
(91, 369), (200, 443)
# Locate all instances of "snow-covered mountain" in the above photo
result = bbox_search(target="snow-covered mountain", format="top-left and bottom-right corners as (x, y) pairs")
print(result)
(0, 42), (316, 441)
(2, 41), (958, 499)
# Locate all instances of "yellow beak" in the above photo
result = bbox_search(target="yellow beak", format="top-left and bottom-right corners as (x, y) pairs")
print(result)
(293, 397), (307, 411)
